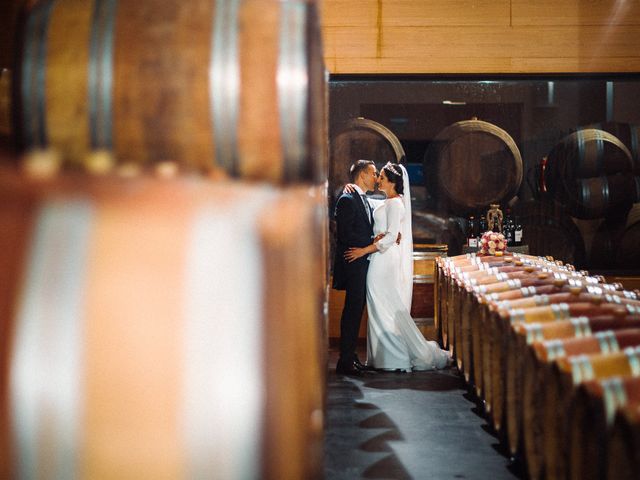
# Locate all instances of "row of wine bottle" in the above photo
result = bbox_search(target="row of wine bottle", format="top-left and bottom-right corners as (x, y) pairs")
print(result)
(467, 210), (523, 247)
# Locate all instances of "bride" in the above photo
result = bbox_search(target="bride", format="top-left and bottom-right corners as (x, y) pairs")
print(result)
(345, 162), (452, 372)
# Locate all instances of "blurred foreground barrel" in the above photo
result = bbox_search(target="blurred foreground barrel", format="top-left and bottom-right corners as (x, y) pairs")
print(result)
(424, 118), (522, 215)
(0, 167), (326, 479)
(329, 117), (405, 201)
(544, 129), (635, 218)
(15, 0), (326, 182)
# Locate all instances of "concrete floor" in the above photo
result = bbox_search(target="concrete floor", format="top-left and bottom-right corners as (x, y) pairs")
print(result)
(324, 350), (523, 480)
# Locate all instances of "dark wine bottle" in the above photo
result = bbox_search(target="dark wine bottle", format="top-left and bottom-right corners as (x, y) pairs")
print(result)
(467, 216), (478, 248)
(514, 215), (523, 246)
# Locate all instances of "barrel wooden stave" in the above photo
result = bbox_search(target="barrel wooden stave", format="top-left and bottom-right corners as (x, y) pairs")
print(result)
(569, 377), (640, 480)
(16, 0), (326, 182)
(424, 119), (522, 215)
(606, 404), (640, 480)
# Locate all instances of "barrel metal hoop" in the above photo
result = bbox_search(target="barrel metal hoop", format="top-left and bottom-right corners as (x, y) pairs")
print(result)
(580, 180), (591, 212)
(21, 0), (56, 148)
(10, 200), (93, 479)
(571, 355), (594, 384)
(89, 0), (117, 149)
(625, 346), (640, 376)
(627, 304), (639, 315)
(520, 285), (536, 297)
(595, 132), (604, 174)
(535, 294), (550, 306)
(510, 309), (525, 324)
(496, 272), (508, 281)
(604, 294), (621, 304)
(577, 129), (586, 173)
(413, 274), (433, 284)
(278, 1), (308, 181)
(507, 279), (521, 289)
(211, 0), (241, 174)
(571, 316), (592, 337)
(623, 290), (638, 300)
(602, 175), (610, 204)
(552, 303), (570, 320)
(602, 377), (627, 425)
(544, 339), (566, 359)
(526, 324), (544, 344)
(595, 330), (619, 354)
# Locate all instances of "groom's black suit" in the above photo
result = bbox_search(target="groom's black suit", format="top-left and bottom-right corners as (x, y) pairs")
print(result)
(332, 190), (374, 368)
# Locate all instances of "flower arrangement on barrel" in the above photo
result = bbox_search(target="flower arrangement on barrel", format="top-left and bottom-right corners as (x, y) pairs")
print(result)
(479, 231), (507, 256)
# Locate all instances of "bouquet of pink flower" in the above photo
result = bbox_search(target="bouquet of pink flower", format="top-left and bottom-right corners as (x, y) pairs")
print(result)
(479, 231), (507, 256)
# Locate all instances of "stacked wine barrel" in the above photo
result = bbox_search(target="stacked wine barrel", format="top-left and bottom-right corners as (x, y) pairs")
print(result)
(1, 0), (327, 478)
(424, 118), (523, 216)
(436, 253), (640, 480)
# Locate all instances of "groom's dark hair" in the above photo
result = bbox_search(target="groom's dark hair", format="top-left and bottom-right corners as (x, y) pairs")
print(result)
(349, 159), (375, 182)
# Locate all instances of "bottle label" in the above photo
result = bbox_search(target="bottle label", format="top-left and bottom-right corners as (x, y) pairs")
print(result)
(468, 238), (478, 248)
(515, 230), (523, 242)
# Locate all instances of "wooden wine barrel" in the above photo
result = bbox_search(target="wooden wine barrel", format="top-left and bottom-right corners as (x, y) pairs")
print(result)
(591, 204), (640, 269)
(490, 302), (622, 435)
(566, 174), (637, 219)
(546, 129), (633, 180)
(544, 346), (640, 480)
(606, 404), (640, 480)
(543, 129), (635, 219)
(615, 204), (640, 269)
(585, 122), (640, 174)
(15, 0), (326, 183)
(423, 118), (522, 215)
(410, 244), (447, 340)
(519, 315), (640, 480)
(516, 201), (586, 268)
(329, 117), (405, 201)
(504, 297), (640, 457)
(510, 325), (640, 459)
(0, 167), (326, 479)
(569, 376), (640, 480)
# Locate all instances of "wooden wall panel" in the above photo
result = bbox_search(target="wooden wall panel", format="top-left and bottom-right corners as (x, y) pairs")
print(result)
(321, 0), (378, 27)
(382, 0), (511, 27)
(320, 0), (640, 73)
(512, 0), (640, 26)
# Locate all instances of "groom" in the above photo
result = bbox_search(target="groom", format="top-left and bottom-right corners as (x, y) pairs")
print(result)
(333, 159), (378, 375)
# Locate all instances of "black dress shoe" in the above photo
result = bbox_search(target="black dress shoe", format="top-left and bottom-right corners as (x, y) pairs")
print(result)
(335, 360), (364, 376)
(354, 359), (377, 372)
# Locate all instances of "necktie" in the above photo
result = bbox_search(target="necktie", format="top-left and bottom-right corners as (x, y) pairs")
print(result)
(361, 194), (371, 223)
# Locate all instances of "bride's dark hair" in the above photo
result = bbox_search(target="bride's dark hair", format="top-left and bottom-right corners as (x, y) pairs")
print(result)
(382, 163), (404, 195)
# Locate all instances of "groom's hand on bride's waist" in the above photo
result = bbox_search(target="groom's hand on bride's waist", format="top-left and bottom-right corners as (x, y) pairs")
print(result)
(372, 233), (402, 244)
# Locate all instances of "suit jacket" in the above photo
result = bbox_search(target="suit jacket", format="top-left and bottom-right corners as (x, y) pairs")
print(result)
(332, 191), (374, 290)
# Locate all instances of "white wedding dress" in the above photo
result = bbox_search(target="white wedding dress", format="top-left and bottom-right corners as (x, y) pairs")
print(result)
(366, 170), (451, 371)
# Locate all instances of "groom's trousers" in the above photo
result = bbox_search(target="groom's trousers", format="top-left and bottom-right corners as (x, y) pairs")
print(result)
(339, 259), (368, 362)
